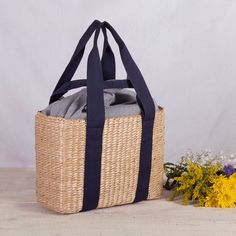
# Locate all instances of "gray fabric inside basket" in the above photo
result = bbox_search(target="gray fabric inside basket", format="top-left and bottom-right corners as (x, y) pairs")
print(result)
(41, 88), (159, 119)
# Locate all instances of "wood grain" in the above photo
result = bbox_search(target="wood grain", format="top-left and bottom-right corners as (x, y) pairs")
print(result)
(0, 169), (235, 236)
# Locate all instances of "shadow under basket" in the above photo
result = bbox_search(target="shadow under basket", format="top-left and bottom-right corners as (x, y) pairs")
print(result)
(35, 109), (164, 213)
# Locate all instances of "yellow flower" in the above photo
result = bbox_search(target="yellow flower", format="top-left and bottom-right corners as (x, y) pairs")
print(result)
(205, 173), (236, 208)
(173, 161), (220, 206)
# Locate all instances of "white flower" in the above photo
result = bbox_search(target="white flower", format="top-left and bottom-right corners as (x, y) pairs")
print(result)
(180, 150), (236, 167)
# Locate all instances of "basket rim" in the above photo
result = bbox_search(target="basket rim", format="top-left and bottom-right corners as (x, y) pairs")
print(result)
(36, 108), (164, 122)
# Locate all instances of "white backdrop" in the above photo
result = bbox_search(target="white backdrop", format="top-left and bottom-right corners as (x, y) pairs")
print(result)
(0, 0), (235, 167)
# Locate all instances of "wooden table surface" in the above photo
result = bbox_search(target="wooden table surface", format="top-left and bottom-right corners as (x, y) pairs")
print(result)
(0, 169), (235, 236)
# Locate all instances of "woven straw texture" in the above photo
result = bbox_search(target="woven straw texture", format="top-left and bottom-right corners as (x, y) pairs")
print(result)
(35, 110), (164, 213)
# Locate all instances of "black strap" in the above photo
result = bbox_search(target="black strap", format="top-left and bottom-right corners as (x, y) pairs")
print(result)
(101, 21), (155, 203)
(82, 27), (105, 211)
(49, 20), (116, 104)
(133, 119), (154, 202)
(102, 27), (116, 81)
(103, 22), (155, 121)
(82, 23), (155, 211)
(52, 79), (133, 96)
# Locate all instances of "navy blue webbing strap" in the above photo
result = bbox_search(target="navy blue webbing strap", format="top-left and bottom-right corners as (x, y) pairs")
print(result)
(52, 79), (133, 96)
(101, 22), (155, 203)
(82, 22), (155, 210)
(102, 22), (155, 121)
(49, 20), (115, 104)
(102, 27), (116, 81)
(81, 27), (105, 211)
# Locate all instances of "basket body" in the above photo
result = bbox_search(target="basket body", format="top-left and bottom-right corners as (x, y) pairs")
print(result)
(35, 110), (164, 213)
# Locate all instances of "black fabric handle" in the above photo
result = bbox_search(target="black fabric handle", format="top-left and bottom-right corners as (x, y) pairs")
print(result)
(51, 21), (155, 122)
(101, 27), (116, 81)
(82, 27), (105, 210)
(86, 27), (105, 128)
(81, 23), (156, 211)
(82, 21), (156, 126)
(52, 79), (133, 96)
(101, 21), (155, 121)
(49, 20), (116, 104)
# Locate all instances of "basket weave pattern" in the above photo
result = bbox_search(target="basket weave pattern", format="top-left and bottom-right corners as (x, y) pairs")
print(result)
(35, 110), (164, 213)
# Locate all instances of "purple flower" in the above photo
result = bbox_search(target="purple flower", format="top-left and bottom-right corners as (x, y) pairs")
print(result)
(223, 164), (236, 177)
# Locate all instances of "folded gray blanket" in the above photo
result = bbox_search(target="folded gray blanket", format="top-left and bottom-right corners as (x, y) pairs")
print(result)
(41, 88), (159, 119)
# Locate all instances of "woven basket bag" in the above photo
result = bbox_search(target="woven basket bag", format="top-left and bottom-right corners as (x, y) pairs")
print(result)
(35, 20), (164, 213)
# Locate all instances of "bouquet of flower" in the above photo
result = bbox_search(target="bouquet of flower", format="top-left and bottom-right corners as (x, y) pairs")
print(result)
(164, 151), (236, 208)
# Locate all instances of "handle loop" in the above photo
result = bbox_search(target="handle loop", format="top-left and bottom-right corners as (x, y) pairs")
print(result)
(102, 21), (155, 121)
(50, 20), (155, 127)
(85, 22), (155, 129)
(49, 20), (115, 104)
